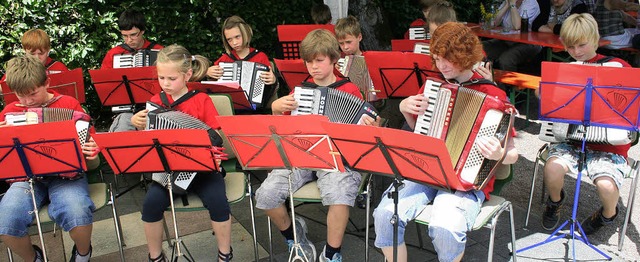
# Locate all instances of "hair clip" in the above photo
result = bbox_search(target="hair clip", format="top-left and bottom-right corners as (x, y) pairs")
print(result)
(192, 55), (196, 61)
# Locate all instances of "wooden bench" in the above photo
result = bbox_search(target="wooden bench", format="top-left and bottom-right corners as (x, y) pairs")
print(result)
(493, 69), (541, 120)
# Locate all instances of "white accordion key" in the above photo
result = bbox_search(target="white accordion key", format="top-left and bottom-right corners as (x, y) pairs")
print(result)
(414, 79), (442, 136)
(413, 43), (430, 55)
(292, 86), (315, 115)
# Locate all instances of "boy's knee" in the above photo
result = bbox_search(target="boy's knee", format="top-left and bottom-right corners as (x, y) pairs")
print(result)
(544, 158), (568, 177)
(594, 176), (618, 194)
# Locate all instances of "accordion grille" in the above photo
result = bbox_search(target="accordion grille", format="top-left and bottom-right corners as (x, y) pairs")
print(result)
(445, 88), (486, 166)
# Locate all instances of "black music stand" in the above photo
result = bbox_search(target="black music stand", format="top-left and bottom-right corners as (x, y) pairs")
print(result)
(516, 62), (640, 261)
(216, 115), (342, 262)
(320, 122), (457, 262)
(0, 121), (86, 262)
(92, 129), (219, 262)
(89, 67), (161, 111)
(364, 51), (443, 98)
(191, 81), (254, 111)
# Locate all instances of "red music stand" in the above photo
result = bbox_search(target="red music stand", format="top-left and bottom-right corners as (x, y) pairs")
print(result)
(1, 68), (86, 104)
(390, 39), (430, 52)
(273, 59), (311, 91)
(518, 62), (640, 260)
(92, 129), (219, 262)
(216, 114), (341, 261)
(89, 67), (161, 110)
(320, 121), (456, 262)
(277, 24), (335, 60)
(363, 51), (443, 98)
(190, 81), (253, 111)
(0, 121), (86, 262)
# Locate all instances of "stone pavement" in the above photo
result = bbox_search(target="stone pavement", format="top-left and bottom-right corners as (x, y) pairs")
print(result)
(1, 115), (638, 262)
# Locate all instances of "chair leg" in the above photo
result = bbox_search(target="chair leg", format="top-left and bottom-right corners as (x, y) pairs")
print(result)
(7, 247), (14, 262)
(108, 183), (126, 261)
(364, 177), (371, 262)
(525, 145), (547, 228)
(246, 174), (260, 262)
(267, 217), (274, 262)
(508, 202), (517, 262)
(619, 166), (639, 251)
(488, 201), (514, 262)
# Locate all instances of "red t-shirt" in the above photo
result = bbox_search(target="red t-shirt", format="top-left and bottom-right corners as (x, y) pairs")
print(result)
(149, 91), (221, 130)
(101, 40), (164, 69)
(0, 91), (84, 121)
(572, 54), (631, 158)
(415, 72), (511, 199)
(213, 48), (271, 67)
(404, 19), (427, 39)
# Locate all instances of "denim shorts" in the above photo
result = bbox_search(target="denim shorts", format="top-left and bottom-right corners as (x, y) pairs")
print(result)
(0, 176), (94, 237)
(547, 143), (629, 189)
(255, 168), (362, 209)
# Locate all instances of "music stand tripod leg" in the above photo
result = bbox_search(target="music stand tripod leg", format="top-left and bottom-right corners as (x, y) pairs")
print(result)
(287, 168), (313, 262)
(167, 175), (195, 262)
(29, 178), (49, 262)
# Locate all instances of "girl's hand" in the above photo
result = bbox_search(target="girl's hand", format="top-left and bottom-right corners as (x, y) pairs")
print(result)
(207, 65), (224, 79)
(260, 70), (277, 85)
(131, 109), (149, 130)
(361, 115), (383, 126)
(271, 94), (297, 115)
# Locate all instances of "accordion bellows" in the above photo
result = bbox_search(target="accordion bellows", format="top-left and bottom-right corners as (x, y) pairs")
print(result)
(291, 86), (378, 124)
(414, 79), (514, 190)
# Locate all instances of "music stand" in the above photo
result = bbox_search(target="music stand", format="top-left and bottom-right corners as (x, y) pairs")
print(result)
(89, 67), (160, 111)
(216, 114), (342, 262)
(277, 24), (335, 60)
(1, 68), (86, 104)
(273, 59), (312, 91)
(0, 121), (86, 262)
(319, 121), (456, 262)
(92, 129), (219, 262)
(190, 81), (254, 111)
(390, 39), (430, 52)
(364, 51), (443, 98)
(516, 62), (640, 261)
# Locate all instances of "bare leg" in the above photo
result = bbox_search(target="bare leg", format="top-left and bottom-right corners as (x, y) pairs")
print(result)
(212, 219), (232, 260)
(380, 244), (407, 262)
(0, 235), (36, 261)
(544, 157), (569, 202)
(593, 177), (620, 218)
(326, 205), (349, 248)
(144, 221), (165, 258)
(264, 204), (291, 231)
(68, 224), (93, 255)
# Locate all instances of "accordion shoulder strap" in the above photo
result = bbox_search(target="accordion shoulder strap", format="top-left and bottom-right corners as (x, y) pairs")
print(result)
(458, 78), (498, 88)
(595, 56), (615, 63)
(301, 78), (350, 89)
(44, 59), (57, 69)
(224, 49), (260, 61)
(159, 90), (199, 109)
(118, 41), (159, 54)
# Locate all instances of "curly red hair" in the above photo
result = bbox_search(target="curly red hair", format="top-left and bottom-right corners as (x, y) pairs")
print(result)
(429, 22), (483, 70)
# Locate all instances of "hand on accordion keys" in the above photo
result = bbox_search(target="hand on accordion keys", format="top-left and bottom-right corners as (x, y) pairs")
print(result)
(259, 69), (276, 85)
(207, 65), (224, 80)
(211, 146), (229, 172)
(82, 137), (100, 160)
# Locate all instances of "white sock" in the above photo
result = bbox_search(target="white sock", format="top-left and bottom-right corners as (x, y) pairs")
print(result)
(74, 249), (91, 262)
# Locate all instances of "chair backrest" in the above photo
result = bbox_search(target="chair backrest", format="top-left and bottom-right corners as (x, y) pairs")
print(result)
(209, 94), (235, 158)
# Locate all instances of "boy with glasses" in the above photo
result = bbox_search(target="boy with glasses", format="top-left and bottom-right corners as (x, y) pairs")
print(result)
(100, 9), (163, 69)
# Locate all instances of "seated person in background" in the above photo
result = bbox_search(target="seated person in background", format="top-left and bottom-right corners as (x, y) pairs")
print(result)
(541, 13), (632, 235)
(207, 16), (276, 106)
(105, 9), (164, 132)
(593, 0), (640, 49)
(482, 0), (541, 75)
(101, 9), (163, 69)
(0, 55), (99, 262)
(532, 0), (589, 34)
(373, 22), (518, 262)
(261, 29), (379, 262)
(130, 44), (232, 262)
(404, 0), (442, 39)
(425, 1), (457, 36)
(335, 15), (364, 56)
(311, 3), (333, 24)
(1, 28), (69, 81)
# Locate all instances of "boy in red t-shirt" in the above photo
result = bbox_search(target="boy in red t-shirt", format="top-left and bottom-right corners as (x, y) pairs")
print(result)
(0, 55), (98, 262)
(1, 29), (68, 81)
(101, 9), (163, 69)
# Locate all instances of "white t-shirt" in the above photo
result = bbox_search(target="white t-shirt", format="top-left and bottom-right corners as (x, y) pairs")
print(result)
(499, 0), (541, 30)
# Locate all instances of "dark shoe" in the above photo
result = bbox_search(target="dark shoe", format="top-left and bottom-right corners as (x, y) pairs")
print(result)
(218, 247), (233, 261)
(69, 244), (92, 262)
(33, 245), (44, 262)
(581, 206), (618, 235)
(542, 190), (565, 230)
(148, 252), (167, 262)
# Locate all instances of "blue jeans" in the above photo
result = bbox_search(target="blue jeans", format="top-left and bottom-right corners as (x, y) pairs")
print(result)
(0, 176), (94, 237)
(373, 180), (484, 262)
